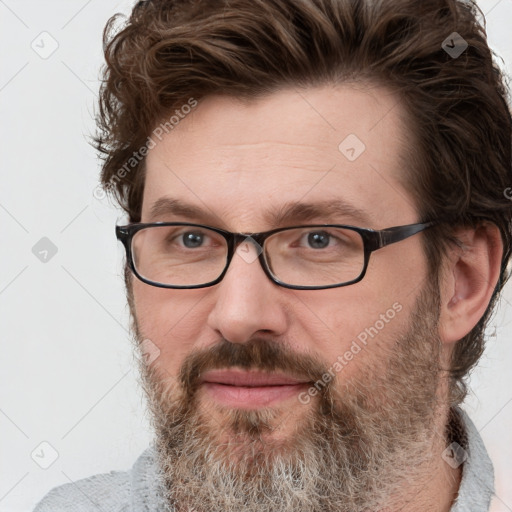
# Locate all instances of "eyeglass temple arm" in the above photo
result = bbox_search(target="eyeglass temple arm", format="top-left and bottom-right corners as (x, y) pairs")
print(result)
(374, 221), (437, 250)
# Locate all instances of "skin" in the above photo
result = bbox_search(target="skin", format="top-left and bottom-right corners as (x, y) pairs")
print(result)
(129, 84), (503, 511)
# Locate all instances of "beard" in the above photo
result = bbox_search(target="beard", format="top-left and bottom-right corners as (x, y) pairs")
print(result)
(129, 278), (445, 512)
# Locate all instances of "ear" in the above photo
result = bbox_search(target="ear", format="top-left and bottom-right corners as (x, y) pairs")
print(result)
(438, 222), (503, 344)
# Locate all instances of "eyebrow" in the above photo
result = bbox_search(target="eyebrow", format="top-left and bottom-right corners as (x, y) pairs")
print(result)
(147, 197), (372, 228)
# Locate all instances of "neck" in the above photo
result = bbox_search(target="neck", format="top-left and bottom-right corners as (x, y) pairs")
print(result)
(380, 405), (463, 512)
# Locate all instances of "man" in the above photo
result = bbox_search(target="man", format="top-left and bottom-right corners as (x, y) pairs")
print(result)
(34, 0), (512, 510)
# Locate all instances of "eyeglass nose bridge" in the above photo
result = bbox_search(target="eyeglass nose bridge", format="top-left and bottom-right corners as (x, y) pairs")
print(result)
(222, 228), (358, 290)
(225, 232), (268, 268)
(218, 231), (283, 288)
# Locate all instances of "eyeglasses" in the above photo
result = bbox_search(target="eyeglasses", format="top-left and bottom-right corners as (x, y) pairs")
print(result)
(116, 221), (437, 290)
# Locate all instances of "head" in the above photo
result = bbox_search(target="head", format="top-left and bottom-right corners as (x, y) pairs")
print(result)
(95, 0), (512, 510)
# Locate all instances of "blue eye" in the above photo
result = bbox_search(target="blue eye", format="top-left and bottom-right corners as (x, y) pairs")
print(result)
(181, 231), (205, 248)
(306, 231), (331, 249)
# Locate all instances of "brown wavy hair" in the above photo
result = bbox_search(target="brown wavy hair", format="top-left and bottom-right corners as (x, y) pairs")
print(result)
(94, 0), (512, 406)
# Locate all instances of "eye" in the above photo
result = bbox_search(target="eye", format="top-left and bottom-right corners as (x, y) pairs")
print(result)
(180, 231), (206, 248)
(165, 229), (216, 249)
(298, 230), (339, 250)
(305, 231), (331, 249)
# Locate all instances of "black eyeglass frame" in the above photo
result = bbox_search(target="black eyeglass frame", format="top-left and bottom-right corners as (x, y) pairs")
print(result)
(116, 220), (438, 290)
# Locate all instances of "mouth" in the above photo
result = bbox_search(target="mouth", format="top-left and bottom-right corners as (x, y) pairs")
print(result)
(199, 369), (311, 408)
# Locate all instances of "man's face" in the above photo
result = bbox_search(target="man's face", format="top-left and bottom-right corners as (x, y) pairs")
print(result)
(129, 85), (448, 511)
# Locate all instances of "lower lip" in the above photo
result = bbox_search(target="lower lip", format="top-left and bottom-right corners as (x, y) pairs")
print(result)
(202, 382), (308, 408)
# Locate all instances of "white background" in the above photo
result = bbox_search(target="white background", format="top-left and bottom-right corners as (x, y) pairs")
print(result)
(0, 1), (511, 510)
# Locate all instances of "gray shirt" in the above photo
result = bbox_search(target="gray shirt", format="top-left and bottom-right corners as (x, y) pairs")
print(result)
(450, 407), (495, 511)
(32, 406), (494, 512)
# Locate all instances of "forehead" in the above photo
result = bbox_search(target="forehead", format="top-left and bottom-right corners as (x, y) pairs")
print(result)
(142, 84), (417, 230)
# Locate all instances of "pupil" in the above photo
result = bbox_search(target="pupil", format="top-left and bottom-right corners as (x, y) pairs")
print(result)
(308, 232), (329, 249)
(183, 232), (203, 248)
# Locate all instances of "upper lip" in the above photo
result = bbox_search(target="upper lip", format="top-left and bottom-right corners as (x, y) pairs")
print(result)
(199, 369), (310, 387)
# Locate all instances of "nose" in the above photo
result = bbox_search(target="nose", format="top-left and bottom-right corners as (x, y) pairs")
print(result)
(206, 240), (289, 344)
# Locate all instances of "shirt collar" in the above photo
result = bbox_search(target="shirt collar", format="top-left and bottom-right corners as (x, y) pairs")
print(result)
(449, 406), (495, 511)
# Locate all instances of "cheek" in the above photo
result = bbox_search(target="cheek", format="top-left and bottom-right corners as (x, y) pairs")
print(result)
(133, 282), (207, 376)
(295, 283), (412, 380)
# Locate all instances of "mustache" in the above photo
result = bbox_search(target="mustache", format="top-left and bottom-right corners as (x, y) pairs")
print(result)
(178, 337), (330, 397)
